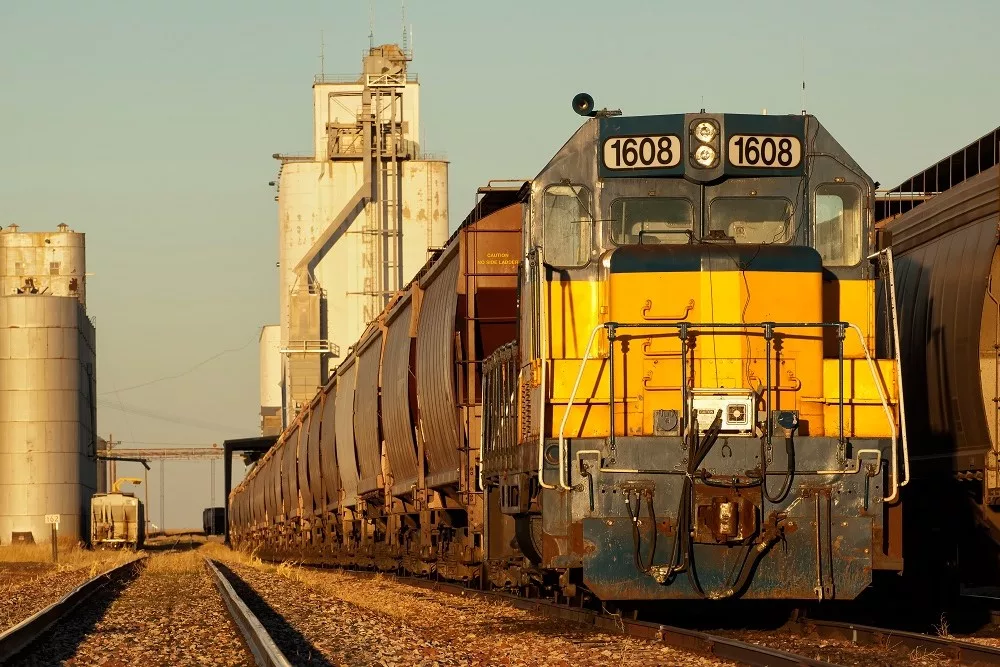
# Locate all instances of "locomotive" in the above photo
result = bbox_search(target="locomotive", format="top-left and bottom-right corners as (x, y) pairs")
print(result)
(230, 95), (906, 602)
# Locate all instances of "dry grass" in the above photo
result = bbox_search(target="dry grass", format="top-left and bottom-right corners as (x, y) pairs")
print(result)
(0, 542), (135, 576)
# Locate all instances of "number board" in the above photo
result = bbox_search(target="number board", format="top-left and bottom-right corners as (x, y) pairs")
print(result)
(727, 135), (802, 169)
(602, 135), (681, 171)
(45, 514), (60, 525)
(598, 115), (685, 178)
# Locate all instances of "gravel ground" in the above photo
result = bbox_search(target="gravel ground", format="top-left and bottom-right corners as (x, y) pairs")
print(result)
(220, 559), (735, 667)
(0, 560), (125, 633)
(727, 628), (964, 666)
(10, 544), (253, 667)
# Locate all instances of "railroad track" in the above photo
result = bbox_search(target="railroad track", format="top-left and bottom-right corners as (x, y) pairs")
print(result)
(288, 565), (835, 667)
(789, 615), (1000, 666)
(0, 555), (145, 663)
(287, 562), (1000, 666)
(0, 548), (295, 666)
(205, 558), (291, 667)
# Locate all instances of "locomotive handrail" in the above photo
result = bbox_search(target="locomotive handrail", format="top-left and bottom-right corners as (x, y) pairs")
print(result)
(556, 320), (901, 503)
(879, 246), (910, 496)
(535, 249), (557, 490)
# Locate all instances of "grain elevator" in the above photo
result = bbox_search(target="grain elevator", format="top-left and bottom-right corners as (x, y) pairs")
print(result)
(0, 223), (97, 544)
(263, 43), (449, 429)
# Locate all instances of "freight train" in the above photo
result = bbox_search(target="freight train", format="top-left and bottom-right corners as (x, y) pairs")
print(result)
(91, 491), (145, 549)
(230, 95), (907, 601)
(877, 156), (1000, 593)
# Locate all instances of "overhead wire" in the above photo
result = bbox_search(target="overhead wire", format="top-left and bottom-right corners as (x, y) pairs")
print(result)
(99, 333), (257, 395)
(97, 398), (244, 433)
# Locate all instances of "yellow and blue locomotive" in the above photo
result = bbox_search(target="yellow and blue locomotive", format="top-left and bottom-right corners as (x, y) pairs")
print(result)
(480, 95), (905, 601)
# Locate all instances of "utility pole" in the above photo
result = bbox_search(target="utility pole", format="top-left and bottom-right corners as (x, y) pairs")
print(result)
(159, 461), (165, 533)
(210, 458), (216, 508)
(107, 433), (118, 489)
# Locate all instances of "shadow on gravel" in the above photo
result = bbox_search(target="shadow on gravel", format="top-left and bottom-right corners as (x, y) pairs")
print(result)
(213, 561), (333, 667)
(8, 563), (143, 667)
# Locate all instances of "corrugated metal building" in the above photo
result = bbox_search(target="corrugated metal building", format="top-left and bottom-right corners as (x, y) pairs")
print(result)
(0, 223), (97, 544)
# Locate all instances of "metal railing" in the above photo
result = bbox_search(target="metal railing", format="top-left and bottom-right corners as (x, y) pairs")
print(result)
(553, 320), (902, 503)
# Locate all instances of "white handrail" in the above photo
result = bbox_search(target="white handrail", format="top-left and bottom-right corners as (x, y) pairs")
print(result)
(558, 325), (606, 490)
(536, 251), (556, 490)
(554, 321), (902, 502)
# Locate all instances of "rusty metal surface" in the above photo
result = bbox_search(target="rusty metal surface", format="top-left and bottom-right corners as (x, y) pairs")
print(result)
(885, 165), (1000, 465)
(335, 357), (360, 506)
(281, 427), (299, 518)
(381, 297), (419, 489)
(416, 249), (462, 482)
(318, 385), (340, 511)
(306, 397), (323, 515)
(354, 327), (384, 493)
(297, 412), (313, 516)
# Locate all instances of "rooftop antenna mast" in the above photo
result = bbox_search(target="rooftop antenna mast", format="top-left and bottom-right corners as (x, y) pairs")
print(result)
(401, 0), (408, 55)
(369, 0), (375, 49)
(801, 45), (807, 115)
(319, 29), (325, 78)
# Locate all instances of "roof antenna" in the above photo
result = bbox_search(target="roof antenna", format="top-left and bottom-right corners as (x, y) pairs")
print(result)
(369, 0), (375, 49)
(801, 45), (807, 115)
(319, 29), (325, 78)
(401, 0), (407, 54)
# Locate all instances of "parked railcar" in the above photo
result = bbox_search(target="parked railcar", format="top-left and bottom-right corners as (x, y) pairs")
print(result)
(91, 492), (145, 549)
(230, 98), (906, 602)
(879, 161), (1000, 590)
(203, 507), (225, 536)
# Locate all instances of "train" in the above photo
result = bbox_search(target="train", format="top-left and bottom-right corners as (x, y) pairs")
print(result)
(877, 155), (1000, 592)
(91, 491), (145, 549)
(204, 507), (225, 536)
(229, 94), (908, 601)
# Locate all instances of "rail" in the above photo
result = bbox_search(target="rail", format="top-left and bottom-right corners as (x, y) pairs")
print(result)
(321, 568), (838, 667)
(205, 559), (292, 667)
(0, 555), (146, 662)
(555, 320), (901, 502)
(791, 616), (1000, 665)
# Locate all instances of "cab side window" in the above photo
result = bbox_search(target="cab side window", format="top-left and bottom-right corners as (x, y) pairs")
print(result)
(814, 184), (863, 266)
(542, 184), (592, 267)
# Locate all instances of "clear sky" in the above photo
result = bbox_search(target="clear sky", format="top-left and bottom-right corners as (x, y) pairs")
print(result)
(3, 0), (998, 528)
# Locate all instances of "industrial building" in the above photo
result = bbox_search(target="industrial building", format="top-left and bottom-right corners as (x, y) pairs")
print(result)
(262, 43), (449, 429)
(0, 223), (97, 544)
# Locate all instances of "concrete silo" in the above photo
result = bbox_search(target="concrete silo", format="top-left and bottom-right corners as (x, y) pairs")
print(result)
(268, 43), (449, 427)
(0, 223), (97, 544)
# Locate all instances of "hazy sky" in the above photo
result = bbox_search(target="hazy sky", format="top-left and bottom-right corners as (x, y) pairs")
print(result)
(3, 0), (998, 528)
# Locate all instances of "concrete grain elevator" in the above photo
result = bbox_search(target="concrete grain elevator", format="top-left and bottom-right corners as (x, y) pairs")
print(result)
(262, 43), (449, 430)
(0, 224), (97, 544)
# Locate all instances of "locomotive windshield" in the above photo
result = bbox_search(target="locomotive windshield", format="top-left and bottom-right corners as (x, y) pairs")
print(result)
(708, 197), (793, 244)
(610, 197), (693, 244)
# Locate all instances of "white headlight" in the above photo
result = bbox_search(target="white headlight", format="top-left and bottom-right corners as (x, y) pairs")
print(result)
(694, 145), (717, 167)
(694, 121), (717, 143)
